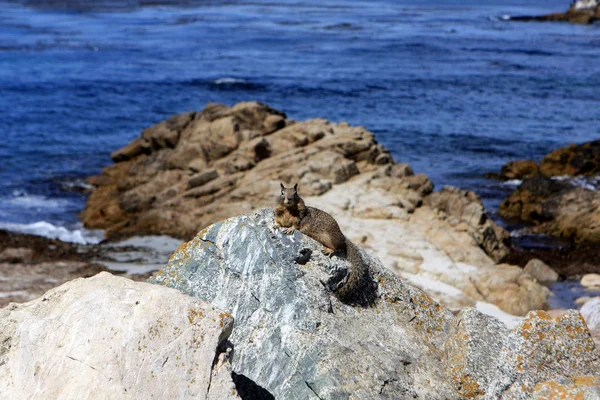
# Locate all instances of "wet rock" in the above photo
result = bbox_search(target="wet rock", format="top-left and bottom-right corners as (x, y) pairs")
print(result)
(510, 2), (600, 24)
(0, 272), (239, 400)
(523, 259), (558, 287)
(0, 247), (34, 263)
(540, 139), (600, 177)
(500, 160), (539, 180)
(486, 310), (600, 399)
(150, 208), (458, 399)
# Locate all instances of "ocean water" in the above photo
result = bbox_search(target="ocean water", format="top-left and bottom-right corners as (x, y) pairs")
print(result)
(1, 0), (599, 242)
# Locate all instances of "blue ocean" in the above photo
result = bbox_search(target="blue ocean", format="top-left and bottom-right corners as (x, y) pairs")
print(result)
(1, 0), (599, 242)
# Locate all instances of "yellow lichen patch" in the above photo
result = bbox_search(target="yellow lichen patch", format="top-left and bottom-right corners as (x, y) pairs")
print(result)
(188, 307), (205, 325)
(170, 240), (192, 263)
(532, 310), (553, 321)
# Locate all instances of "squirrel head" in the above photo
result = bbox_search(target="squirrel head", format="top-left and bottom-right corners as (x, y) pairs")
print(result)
(279, 183), (299, 206)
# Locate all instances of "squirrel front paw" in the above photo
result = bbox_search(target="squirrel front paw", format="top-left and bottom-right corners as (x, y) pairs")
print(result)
(284, 227), (296, 235)
(322, 248), (335, 257)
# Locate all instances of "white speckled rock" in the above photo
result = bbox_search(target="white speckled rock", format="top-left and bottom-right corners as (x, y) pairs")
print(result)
(0, 272), (239, 400)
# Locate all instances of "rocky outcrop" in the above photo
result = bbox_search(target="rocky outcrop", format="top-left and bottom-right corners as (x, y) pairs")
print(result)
(83, 101), (549, 316)
(510, 1), (600, 24)
(82, 102), (392, 239)
(149, 210), (599, 399)
(0, 272), (239, 399)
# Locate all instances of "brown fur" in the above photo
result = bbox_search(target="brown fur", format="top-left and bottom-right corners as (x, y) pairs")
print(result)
(275, 183), (373, 305)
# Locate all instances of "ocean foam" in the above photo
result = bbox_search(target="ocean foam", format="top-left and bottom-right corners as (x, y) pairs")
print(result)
(213, 77), (247, 85)
(0, 221), (103, 245)
(6, 192), (71, 211)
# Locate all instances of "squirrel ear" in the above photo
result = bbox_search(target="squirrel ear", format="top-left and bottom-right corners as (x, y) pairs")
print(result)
(280, 183), (285, 190)
(293, 183), (298, 191)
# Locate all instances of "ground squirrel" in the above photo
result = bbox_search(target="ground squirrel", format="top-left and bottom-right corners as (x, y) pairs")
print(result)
(274, 183), (374, 305)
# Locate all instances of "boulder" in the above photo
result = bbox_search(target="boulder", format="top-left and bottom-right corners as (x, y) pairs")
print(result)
(149, 210), (599, 399)
(540, 139), (600, 177)
(510, 4), (600, 24)
(500, 160), (539, 180)
(0, 272), (239, 399)
(150, 208), (458, 399)
(581, 274), (600, 289)
(486, 310), (600, 399)
(523, 259), (558, 287)
(581, 297), (600, 331)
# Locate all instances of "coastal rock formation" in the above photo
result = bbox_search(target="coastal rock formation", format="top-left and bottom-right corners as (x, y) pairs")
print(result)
(83, 101), (549, 316)
(510, 1), (600, 24)
(523, 259), (558, 287)
(497, 143), (600, 242)
(149, 210), (599, 399)
(0, 272), (239, 399)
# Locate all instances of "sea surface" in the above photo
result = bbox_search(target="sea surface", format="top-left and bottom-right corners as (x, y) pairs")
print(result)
(1, 0), (599, 243)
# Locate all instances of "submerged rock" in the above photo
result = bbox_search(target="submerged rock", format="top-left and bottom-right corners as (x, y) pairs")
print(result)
(0, 272), (239, 399)
(149, 209), (599, 399)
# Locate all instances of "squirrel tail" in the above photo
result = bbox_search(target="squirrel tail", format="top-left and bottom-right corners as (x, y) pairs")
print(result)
(334, 239), (377, 306)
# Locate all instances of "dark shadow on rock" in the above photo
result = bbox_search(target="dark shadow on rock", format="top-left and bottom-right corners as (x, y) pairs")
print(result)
(231, 372), (275, 400)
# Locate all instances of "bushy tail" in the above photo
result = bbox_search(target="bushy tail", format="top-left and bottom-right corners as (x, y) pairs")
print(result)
(334, 239), (377, 306)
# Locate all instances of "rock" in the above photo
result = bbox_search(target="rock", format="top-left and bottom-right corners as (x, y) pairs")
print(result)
(499, 176), (600, 242)
(500, 160), (539, 180)
(581, 297), (600, 331)
(85, 102), (549, 316)
(581, 274), (600, 289)
(440, 308), (509, 398)
(510, 4), (600, 24)
(531, 376), (600, 400)
(523, 259), (558, 286)
(150, 208), (459, 399)
(149, 210), (599, 399)
(426, 186), (510, 262)
(540, 139), (600, 177)
(576, 296), (593, 306)
(0, 272), (239, 399)
(0, 247), (34, 263)
(82, 102), (396, 239)
(486, 310), (600, 399)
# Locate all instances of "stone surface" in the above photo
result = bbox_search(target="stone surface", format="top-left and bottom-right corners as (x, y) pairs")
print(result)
(531, 376), (600, 400)
(305, 179), (550, 316)
(523, 258), (558, 287)
(440, 308), (509, 398)
(82, 101), (547, 316)
(499, 176), (600, 243)
(149, 210), (599, 399)
(0, 272), (239, 400)
(150, 208), (458, 399)
(540, 139), (600, 177)
(500, 160), (539, 181)
(581, 297), (600, 331)
(486, 310), (600, 399)
(582, 274), (600, 289)
(511, 3), (600, 24)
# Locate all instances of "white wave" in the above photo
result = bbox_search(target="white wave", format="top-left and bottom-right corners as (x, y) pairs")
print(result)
(213, 77), (247, 85)
(502, 179), (522, 187)
(5, 191), (71, 211)
(0, 221), (103, 245)
(501, 15), (511, 21)
(551, 175), (599, 191)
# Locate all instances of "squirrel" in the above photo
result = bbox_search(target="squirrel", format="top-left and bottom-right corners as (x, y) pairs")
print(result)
(274, 183), (373, 305)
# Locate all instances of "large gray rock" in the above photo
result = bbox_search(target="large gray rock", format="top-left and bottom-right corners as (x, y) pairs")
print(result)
(0, 272), (239, 400)
(149, 209), (600, 399)
(150, 208), (458, 399)
(485, 310), (600, 400)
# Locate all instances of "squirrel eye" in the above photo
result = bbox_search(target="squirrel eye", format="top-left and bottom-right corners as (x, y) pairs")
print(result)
(281, 191), (284, 195)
